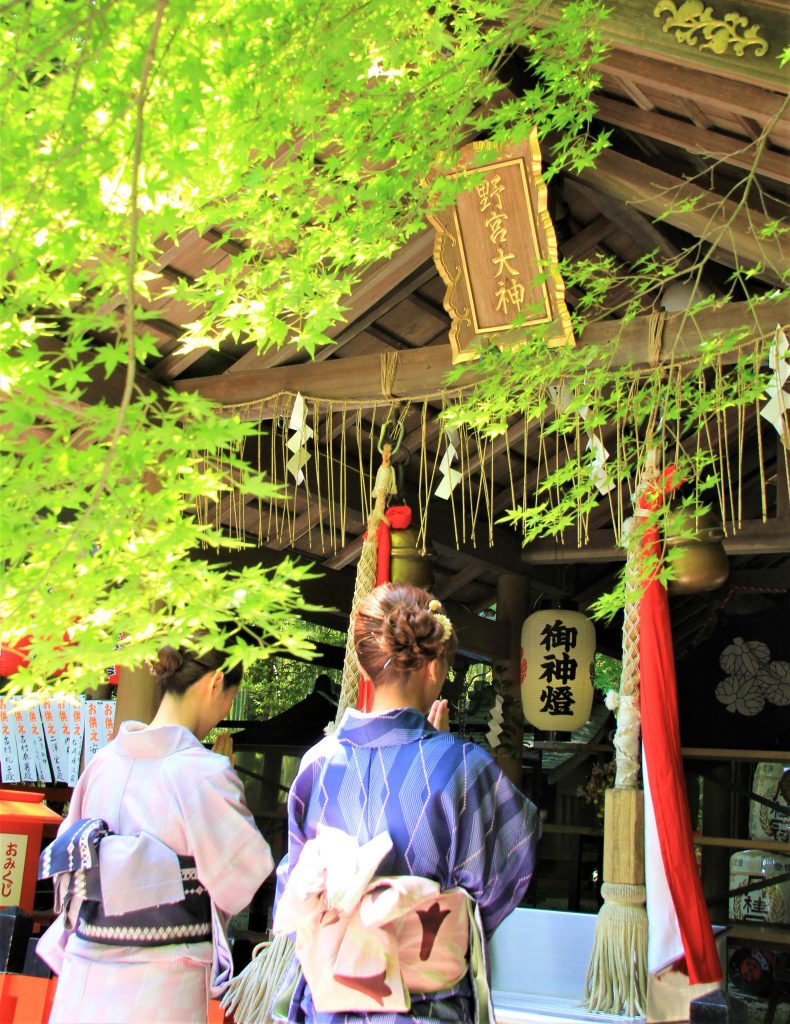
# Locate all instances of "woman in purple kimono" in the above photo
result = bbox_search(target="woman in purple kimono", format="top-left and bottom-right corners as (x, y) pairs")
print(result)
(273, 582), (540, 1024)
(38, 643), (275, 1023)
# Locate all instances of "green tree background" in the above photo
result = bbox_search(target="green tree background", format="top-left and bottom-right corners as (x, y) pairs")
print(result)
(1, 0), (607, 694)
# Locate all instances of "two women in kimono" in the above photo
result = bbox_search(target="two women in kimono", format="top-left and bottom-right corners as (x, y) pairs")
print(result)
(274, 582), (540, 1024)
(38, 643), (275, 1023)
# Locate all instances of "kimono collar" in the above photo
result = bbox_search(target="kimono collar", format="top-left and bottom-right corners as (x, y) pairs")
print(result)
(335, 707), (436, 747)
(113, 721), (205, 759)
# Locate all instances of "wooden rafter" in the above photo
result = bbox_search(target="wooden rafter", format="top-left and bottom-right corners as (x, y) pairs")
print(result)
(576, 150), (788, 284)
(593, 95), (789, 188)
(597, 50), (789, 127)
(560, 214), (617, 259)
(564, 179), (681, 266)
(433, 562), (483, 600)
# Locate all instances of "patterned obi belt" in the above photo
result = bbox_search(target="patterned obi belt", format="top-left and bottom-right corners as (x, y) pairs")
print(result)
(38, 818), (211, 947)
(273, 825), (493, 1020)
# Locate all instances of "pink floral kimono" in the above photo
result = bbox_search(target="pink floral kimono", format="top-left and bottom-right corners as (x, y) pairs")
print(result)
(37, 721), (274, 1023)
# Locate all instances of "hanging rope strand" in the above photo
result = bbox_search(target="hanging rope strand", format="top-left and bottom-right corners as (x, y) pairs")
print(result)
(335, 434), (399, 725)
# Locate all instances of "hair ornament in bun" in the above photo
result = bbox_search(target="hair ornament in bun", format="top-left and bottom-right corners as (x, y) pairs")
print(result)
(428, 599), (453, 642)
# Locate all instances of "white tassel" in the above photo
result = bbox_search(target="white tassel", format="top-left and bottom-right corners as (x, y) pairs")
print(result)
(585, 882), (648, 1016)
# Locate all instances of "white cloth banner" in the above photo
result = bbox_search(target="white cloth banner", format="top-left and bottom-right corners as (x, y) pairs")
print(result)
(9, 699), (37, 782)
(644, 756), (683, 973)
(67, 700), (84, 786)
(25, 703), (53, 783)
(0, 698), (21, 783)
(99, 700), (115, 748)
(42, 700), (70, 783)
(643, 756), (721, 1019)
(81, 698), (102, 768)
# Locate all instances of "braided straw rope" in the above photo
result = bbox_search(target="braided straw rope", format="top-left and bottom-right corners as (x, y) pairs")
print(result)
(611, 517), (643, 790)
(586, 452), (659, 1016)
(333, 446), (396, 726)
(220, 931), (295, 1024)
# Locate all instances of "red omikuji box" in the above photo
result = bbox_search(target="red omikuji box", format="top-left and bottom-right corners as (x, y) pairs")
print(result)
(0, 788), (62, 914)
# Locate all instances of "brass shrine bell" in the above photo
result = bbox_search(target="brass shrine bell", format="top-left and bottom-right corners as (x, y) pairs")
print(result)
(389, 525), (435, 589)
(664, 508), (729, 594)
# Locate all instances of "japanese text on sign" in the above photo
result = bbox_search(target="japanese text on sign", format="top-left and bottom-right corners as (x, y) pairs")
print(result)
(475, 174), (526, 318)
(539, 618), (579, 716)
(0, 833), (28, 906)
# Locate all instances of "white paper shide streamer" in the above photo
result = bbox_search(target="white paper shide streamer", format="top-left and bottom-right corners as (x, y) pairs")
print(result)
(435, 428), (462, 500)
(761, 326), (790, 449)
(486, 694), (504, 749)
(549, 383), (613, 495)
(287, 392), (313, 485)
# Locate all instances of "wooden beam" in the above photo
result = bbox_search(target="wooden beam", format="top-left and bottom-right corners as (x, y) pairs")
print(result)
(433, 562), (482, 600)
(172, 297), (789, 408)
(564, 178), (724, 299)
(323, 535), (364, 571)
(175, 345), (463, 407)
(79, 362), (164, 408)
(576, 150), (788, 283)
(521, 518), (790, 564)
(560, 214), (616, 259)
(593, 95), (790, 188)
(564, 179), (682, 263)
(266, 506), (324, 552)
(598, 50), (789, 127)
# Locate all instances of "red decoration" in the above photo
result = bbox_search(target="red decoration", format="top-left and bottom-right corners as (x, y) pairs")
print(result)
(640, 466), (722, 985)
(357, 505), (414, 713)
(0, 627), (74, 679)
(104, 664), (121, 685)
(0, 637), (31, 677)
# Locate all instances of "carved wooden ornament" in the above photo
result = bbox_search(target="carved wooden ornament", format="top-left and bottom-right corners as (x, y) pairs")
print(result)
(427, 132), (574, 364)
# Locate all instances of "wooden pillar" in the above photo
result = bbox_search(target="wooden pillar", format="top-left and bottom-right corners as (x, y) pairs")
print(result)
(492, 573), (527, 787)
(701, 762), (732, 908)
(114, 663), (159, 733)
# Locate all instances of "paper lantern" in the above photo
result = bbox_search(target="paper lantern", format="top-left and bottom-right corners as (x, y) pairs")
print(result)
(520, 610), (595, 731)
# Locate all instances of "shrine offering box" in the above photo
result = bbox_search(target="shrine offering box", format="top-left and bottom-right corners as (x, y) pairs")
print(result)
(0, 790), (62, 914)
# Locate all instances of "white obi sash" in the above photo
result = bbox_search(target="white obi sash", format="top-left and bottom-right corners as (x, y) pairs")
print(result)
(273, 826), (493, 1020)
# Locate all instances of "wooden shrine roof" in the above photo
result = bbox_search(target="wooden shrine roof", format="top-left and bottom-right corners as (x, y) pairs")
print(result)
(82, 6), (790, 661)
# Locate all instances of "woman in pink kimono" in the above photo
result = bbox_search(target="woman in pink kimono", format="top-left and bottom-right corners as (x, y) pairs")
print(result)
(38, 643), (275, 1024)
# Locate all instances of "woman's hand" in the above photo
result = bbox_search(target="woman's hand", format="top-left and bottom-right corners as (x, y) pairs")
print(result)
(427, 698), (450, 732)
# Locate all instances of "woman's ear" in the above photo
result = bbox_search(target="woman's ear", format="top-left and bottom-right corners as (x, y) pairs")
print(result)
(428, 657), (447, 689)
(209, 669), (225, 694)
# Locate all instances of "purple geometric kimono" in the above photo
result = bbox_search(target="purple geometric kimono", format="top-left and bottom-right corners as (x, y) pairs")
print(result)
(275, 707), (540, 1024)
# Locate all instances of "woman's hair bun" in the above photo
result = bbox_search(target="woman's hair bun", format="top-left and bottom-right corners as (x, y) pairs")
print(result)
(382, 604), (446, 670)
(353, 582), (457, 684)
(153, 645), (184, 685)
